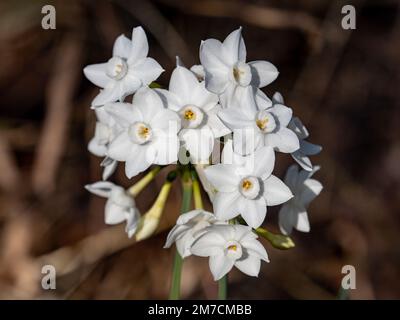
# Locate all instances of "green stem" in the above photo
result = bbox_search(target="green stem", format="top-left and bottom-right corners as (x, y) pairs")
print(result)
(218, 274), (228, 300)
(191, 170), (203, 210)
(169, 167), (192, 300)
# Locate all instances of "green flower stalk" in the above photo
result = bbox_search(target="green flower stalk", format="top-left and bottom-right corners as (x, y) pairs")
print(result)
(169, 168), (192, 300)
(256, 227), (295, 250)
(128, 166), (162, 197)
(135, 171), (176, 241)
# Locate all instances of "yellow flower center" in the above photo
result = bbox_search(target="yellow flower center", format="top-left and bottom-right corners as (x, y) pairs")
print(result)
(138, 125), (150, 138)
(228, 245), (237, 251)
(256, 118), (268, 130)
(233, 67), (242, 82)
(242, 179), (253, 190)
(184, 109), (195, 120)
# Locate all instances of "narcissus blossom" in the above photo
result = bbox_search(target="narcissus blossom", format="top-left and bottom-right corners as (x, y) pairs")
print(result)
(84, 27), (164, 107)
(85, 181), (140, 237)
(272, 92), (322, 171)
(157, 65), (229, 162)
(191, 224), (269, 280)
(88, 107), (119, 157)
(83, 25), (324, 286)
(279, 165), (323, 235)
(204, 141), (293, 228)
(164, 209), (224, 258)
(288, 117), (322, 171)
(105, 88), (181, 178)
(218, 87), (300, 155)
(200, 27), (278, 102)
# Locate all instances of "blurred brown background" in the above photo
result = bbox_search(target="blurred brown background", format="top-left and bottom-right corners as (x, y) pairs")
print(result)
(0, 0), (399, 299)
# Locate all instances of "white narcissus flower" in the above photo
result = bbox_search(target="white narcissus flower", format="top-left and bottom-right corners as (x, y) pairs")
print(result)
(288, 117), (322, 171)
(164, 209), (224, 258)
(88, 107), (119, 157)
(204, 140), (293, 228)
(100, 157), (118, 181)
(105, 88), (181, 178)
(200, 27), (278, 102)
(272, 92), (322, 171)
(191, 224), (269, 280)
(218, 86), (300, 155)
(84, 26), (164, 107)
(156, 65), (229, 162)
(85, 181), (140, 237)
(88, 107), (120, 180)
(279, 165), (323, 235)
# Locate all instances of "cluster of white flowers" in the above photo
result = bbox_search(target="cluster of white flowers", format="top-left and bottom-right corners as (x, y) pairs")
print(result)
(84, 26), (323, 282)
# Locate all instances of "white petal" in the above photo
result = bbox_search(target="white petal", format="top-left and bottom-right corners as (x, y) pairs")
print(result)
(152, 134), (179, 165)
(155, 88), (182, 112)
(255, 88), (272, 110)
(222, 85), (258, 118)
(88, 138), (107, 157)
(102, 159), (118, 180)
(193, 83), (219, 109)
(270, 104), (293, 128)
(125, 208), (140, 238)
(239, 197), (267, 229)
(83, 63), (110, 88)
(218, 108), (254, 129)
(164, 224), (190, 248)
(150, 108), (181, 133)
(200, 38), (230, 70)
(213, 191), (242, 221)
(133, 87), (165, 121)
(263, 175), (293, 206)
(295, 210), (310, 233)
(85, 181), (115, 198)
(169, 66), (200, 104)
(180, 127), (214, 163)
(264, 127), (300, 153)
(176, 209), (207, 225)
(204, 164), (240, 192)
(130, 57), (164, 86)
(241, 239), (269, 262)
(300, 179), (323, 206)
(278, 204), (295, 235)
(221, 27), (247, 64)
(175, 236), (192, 257)
(191, 231), (225, 257)
(190, 64), (205, 80)
(107, 131), (133, 161)
(209, 254), (235, 281)
(234, 254), (261, 277)
(91, 86), (125, 107)
(252, 146), (275, 180)
(272, 92), (284, 104)
(249, 60), (279, 88)
(104, 102), (141, 127)
(113, 34), (132, 58)
(125, 145), (156, 178)
(288, 117), (309, 139)
(204, 68), (230, 94)
(284, 164), (299, 189)
(207, 111), (231, 138)
(105, 201), (127, 224)
(300, 140), (322, 156)
(233, 127), (262, 156)
(128, 26), (149, 64)
(291, 151), (313, 172)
